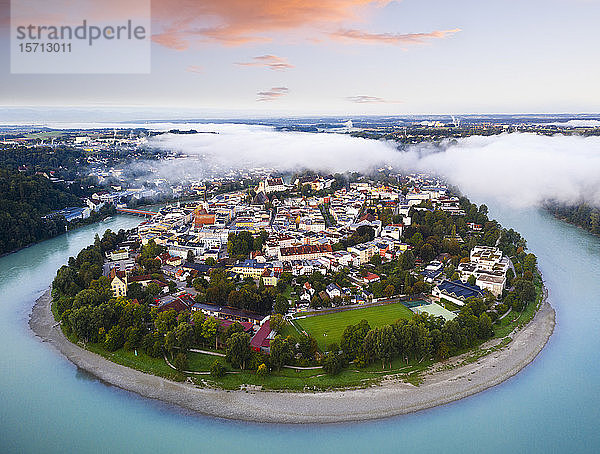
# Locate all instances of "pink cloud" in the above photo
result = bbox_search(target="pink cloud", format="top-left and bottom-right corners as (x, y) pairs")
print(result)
(331, 28), (462, 45)
(257, 87), (289, 101)
(346, 95), (401, 103)
(150, 0), (388, 48)
(186, 65), (203, 74)
(236, 55), (294, 70)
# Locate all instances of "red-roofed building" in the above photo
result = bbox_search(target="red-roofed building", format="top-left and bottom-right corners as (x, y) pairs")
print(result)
(250, 320), (272, 353)
(363, 272), (380, 283)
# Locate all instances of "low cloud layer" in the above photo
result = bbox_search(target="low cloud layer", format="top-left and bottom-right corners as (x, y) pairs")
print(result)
(404, 133), (600, 208)
(148, 124), (600, 208)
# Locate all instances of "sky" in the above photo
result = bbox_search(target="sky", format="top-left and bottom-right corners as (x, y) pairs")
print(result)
(0, 0), (599, 115)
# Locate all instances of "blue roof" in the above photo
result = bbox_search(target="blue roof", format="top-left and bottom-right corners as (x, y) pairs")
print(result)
(438, 280), (483, 300)
(239, 259), (271, 269)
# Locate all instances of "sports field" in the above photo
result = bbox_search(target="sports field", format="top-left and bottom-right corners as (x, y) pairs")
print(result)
(294, 302), (417, 351)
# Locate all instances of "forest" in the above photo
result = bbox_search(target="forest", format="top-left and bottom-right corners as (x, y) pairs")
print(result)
(0, 169), (84, 254)
(546, 201), (600, 235)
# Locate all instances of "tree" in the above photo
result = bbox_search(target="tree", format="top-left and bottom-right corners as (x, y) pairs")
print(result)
(384, 284), (395, 298)
(514, 279), (536, 304)
(269, 313), (286, 334)
(270, 335), (293, 371)
(478, 313), (494, 339)
(175, 322), (195, 352)
(187, 250), (195, 263)
(210, 360), (226, 378)
(399, 250), (415, 270)
(164, 330), (177, 358)
(256, 363), (268, 379)
(370, 254), (382, 266)
(192, 311), (206, 343)
(174, 352), (188, 371)
(225, 332), (251, 369)
(104, 325), (124, 352)
(340, 319), (371, 361)
(375, 325), (396, 369)
(155, 310), (177, 334)
(322, 343), (347, 375)
(202, 317), (219, 348)
(467, 274), (477, 286)
(310, 294), (321, 309)
(274, 294), (289, 315)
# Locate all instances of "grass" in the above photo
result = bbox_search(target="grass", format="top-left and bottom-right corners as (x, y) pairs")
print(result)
(85, 343), (183, 380)
(295, 302), (415, 351)
(493, 275), (543, 339)
(53, 272), (546, 392)
(196, 354), (434, 391)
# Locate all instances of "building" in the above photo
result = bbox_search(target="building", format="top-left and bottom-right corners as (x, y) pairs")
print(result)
(278, 244), (332, 261)
(257, 177), (286, 194)
(326, 283), (342, 298)
(476, 273), (506, 296)
(347, 243), (379, 265)
(108, 249), (128, 261)
(231, 259), (272, 279)
(381, 224), (403, 240)
(250, 319), (273, 353)
(432, 280), (484, 306)
(109, 269), (127, 297)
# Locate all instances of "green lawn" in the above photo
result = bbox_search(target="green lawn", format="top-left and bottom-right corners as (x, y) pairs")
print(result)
(295, 302), (415, 351)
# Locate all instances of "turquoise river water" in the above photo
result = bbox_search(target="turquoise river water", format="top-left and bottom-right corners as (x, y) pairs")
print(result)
(1, 207), (599, 453)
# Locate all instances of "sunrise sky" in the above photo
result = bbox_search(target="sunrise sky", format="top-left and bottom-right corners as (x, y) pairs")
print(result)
(0, 0), (599, 115)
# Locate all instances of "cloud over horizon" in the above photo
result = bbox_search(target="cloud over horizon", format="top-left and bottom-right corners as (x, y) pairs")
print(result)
(256, 87), (289, 101)
(346, 95), (400, 103)
(146, 125), (600, 209)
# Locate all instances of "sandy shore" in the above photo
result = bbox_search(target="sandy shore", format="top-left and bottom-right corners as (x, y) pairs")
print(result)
(30, 288), (555, 424)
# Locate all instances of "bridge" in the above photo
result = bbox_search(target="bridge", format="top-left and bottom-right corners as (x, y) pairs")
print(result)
(116, 208), (158, 217)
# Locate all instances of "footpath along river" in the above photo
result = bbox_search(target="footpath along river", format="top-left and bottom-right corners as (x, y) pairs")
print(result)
(1, 206), (600, 453)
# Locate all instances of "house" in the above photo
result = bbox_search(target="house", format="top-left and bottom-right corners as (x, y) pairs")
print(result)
(231, 259), (272, 279)
(421, 260), (445, 283)
(381, 224), (403, 240)
(109, 269), (127, 297)
(108, 249), (128, 261)
(475, 273), (506, 297)
(261, 269), (279, 287)
(278, 244), (332, 261)
(347, 242), (379, 265)
(129, 275), (153, 287)
(363, 272), (380, 284)
(250, 319), (272, 353)
(432, 280), (484, 306)
(257, 177), (286, 194)
(326, 283), (342, 299)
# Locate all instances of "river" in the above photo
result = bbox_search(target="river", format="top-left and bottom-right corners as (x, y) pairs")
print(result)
(0, 208), (599, 453)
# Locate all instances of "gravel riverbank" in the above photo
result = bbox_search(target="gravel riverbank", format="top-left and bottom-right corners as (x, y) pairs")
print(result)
(29, 288), (555, 424)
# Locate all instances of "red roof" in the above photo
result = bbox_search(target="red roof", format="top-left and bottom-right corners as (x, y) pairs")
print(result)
(219, 319), (253, 332)
(130, 274), (152, 282)
(250, 320), (271, 350)
(364, 272), (380, 281)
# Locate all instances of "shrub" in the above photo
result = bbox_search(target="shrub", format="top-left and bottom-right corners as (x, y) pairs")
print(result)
(210, 360), (226, 378)
(174, 352), (188, 371)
